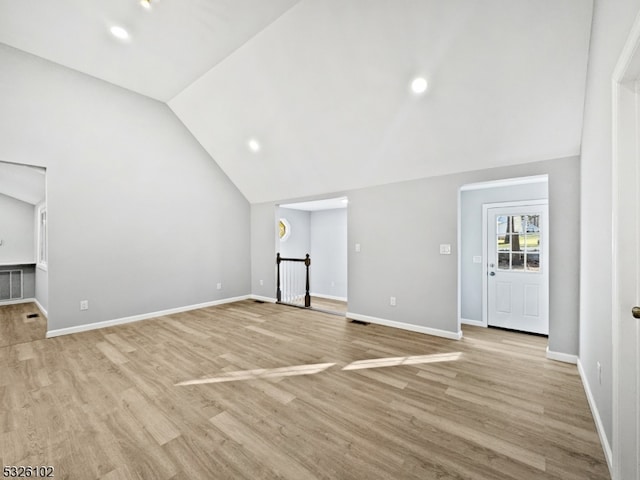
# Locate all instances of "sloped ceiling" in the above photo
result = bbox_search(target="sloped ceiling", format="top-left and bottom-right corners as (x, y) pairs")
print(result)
(0, 0), (300, 102)
(0, 162), (46, 205)
(0, 0), (593, 204)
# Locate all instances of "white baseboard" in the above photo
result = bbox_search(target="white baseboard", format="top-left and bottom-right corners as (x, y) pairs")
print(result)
(249, 295), (277, 303)
(310, 293), (348, 302)
(346, 312), (462, 340)
(546, 347), (578, 364)
(0, 297), (47, 318)
(34, 299), (48, 318)
(461, 317), (485, 327)
(577, 359), (613, 475)
(46, 295), (251, 338)
(0, 297), (36, 306)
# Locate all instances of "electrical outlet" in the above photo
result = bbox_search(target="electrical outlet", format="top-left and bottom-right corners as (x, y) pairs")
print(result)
(440, 244), (451, 255)
(216, 283), (222, 290)
(80, 300), (89, 311)
(597, 361), (602, 384)
(390, 296), (396, 306)
(355, 243), (361, 252)
(259, 279), (264, 286)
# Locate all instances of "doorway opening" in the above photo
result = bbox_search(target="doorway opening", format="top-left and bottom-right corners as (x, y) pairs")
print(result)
(0, 160), (48, 347)
(458, 175), (549, 336)
(276, 196), (348, 316)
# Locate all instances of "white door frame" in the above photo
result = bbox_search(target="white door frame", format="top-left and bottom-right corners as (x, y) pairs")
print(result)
(482, 199), (549, 329)
(611, 11), (640, 479)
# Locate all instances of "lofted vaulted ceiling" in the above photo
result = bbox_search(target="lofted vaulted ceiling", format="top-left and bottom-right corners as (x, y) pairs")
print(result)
(0, 0), (593, 203)
(0, 162), (46, 206)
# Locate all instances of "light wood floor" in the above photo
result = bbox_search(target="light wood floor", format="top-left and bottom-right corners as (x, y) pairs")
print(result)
(310, 296), (347, 314)
(0, 302), (47, 348)
(0, 300), (609, 479)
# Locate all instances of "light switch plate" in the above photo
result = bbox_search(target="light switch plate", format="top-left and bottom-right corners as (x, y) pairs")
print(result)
(473, 256), (482, 263)
(440, 244), (451, 255)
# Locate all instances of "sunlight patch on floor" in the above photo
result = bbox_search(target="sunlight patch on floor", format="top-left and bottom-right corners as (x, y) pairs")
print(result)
(342, 352), (462, 371)
(176, 352), (462, 386)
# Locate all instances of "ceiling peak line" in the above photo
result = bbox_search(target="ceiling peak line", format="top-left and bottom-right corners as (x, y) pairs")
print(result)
(167, 0), (304, 104)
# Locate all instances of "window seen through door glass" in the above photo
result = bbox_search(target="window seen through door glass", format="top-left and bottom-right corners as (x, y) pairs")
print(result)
(496, 215), (540, 272)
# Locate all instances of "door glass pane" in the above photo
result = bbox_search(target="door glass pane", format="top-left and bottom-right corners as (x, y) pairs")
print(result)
(524, 215), (540, 253)
(510, 233), (523, 252)
(526, 254), (540, 271)
(512, 253), (525, 270)
(512, 216), (525, 234)
(498, 235), (510, 251)
(498, 253), (510, 269)
(497, 216), (508, 234)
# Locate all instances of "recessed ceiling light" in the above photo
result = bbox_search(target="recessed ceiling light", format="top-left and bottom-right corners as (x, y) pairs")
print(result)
(140, 0), (151, 9)
(410, 77), (428, 95)
(110, 25), (130, 41)
(248, 138), (261, 153)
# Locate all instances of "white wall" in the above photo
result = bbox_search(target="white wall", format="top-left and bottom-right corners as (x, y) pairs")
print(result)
(0, 193), (35, 263)
(579, 0), (640, 452)
(0, 45), (251, 331)
(310, 209), (347, 300)
(277, 207), (310, 258)
(460, 181), (548, 322)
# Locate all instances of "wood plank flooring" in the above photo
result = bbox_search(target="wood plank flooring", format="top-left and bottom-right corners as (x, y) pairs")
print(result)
(0, 302), (46, 348)
(310, 296), (347, 314)
(0, 300), (609, 479)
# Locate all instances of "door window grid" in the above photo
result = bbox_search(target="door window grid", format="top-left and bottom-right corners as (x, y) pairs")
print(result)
(496, 215), (540, 272)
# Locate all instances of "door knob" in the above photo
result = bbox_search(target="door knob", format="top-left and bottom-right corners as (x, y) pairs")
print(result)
(633, 306), (640, 319)
(489, 272), (496, 276)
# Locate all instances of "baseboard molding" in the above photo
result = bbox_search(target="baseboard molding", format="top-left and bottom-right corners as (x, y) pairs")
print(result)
(34, 299), (48, 318)
(577, 359), (613, 475)
(0, 297), (47, 318)
(310, 293), (347, 302)
(0, 297), (36, 306)
(546, 347), (578, 364)
(346, 312), (462, 340)
(46, 295), (251, 338)
(249, 295), (277, 303)
(461, 317), (485, 327)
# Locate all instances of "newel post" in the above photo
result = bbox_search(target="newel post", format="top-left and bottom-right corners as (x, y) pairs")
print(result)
(276, 252), (282, 303)
(304, 253), (311, 308)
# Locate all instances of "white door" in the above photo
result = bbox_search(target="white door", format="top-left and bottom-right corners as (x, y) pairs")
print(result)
(612, 20), (640, 478)
(485, 203), (549, 335)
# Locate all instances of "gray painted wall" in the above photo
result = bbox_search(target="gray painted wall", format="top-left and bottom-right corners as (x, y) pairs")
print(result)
(348, 157), (579, 353)
(0, 193), (35, 263)
(460, 181), (548, 321)
(0, 45), (251, 331)
(252, 156), (580, 355)
(251, 203), (278, 300)
(579, 0), (640, 447)
(310, 209), (347, 299)
(277, 207), (310, 258)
